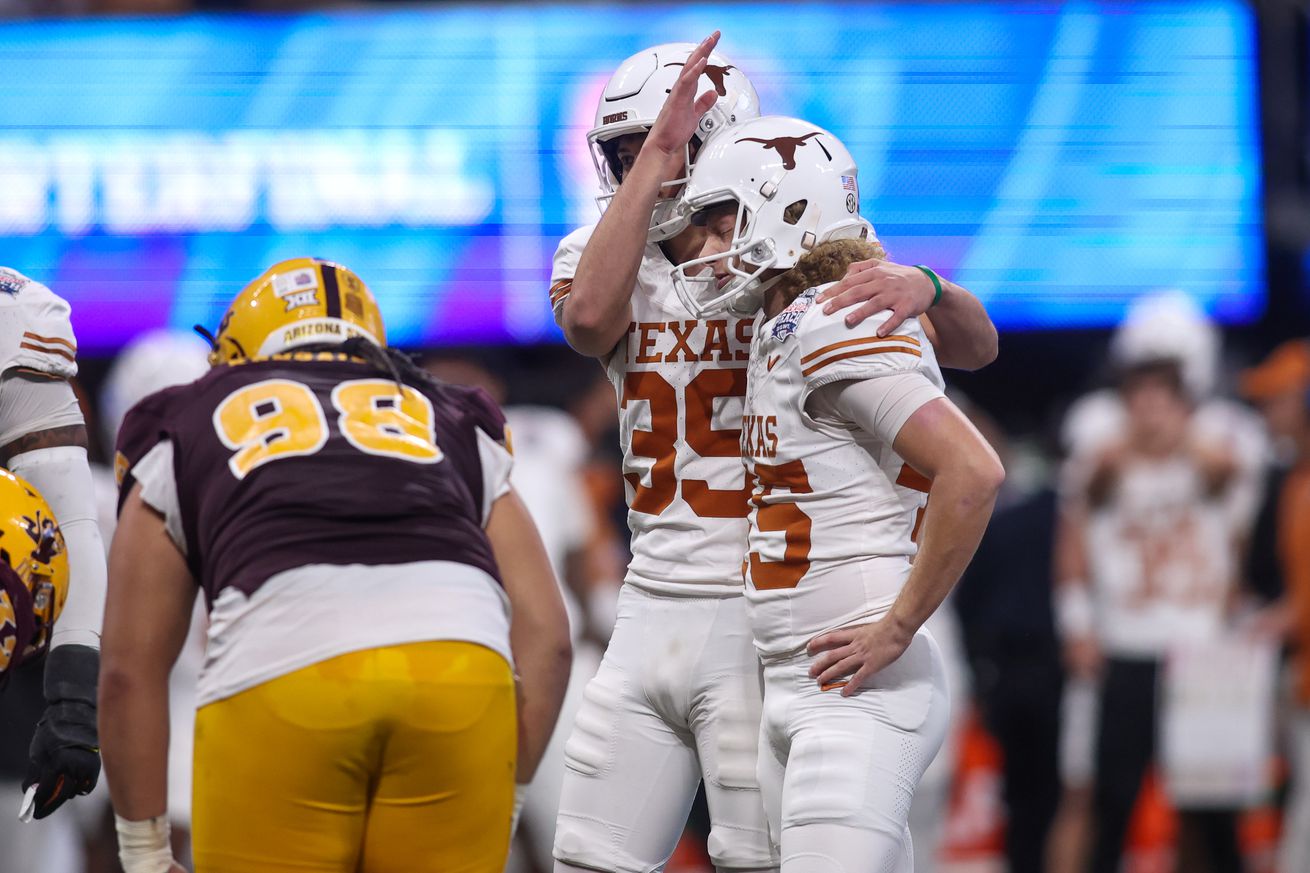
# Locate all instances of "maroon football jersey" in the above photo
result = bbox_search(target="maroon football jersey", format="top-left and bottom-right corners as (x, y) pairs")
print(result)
(115, 351), (509, 606)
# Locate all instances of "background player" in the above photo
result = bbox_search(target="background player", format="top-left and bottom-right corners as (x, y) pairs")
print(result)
(679, 114), (1004, 872)
(98, 259), (572, 873)
(0, 267), (106, 830)
(549, 32), (999, 873)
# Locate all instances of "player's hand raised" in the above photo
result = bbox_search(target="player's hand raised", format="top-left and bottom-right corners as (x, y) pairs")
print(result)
(646, 31), (721, 164)
(806, 617), (915, 696)
(816, 258), (938, 333)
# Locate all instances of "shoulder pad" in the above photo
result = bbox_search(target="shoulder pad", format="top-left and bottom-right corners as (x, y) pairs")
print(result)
(550, 225), (597, 314)
(0, 271), (78, 379)
(113, 385), (187, 510)
(796, 301), (928, 386)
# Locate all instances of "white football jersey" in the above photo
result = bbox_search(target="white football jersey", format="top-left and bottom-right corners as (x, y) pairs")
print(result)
(1059, 388), (1266, 656)
(551, 224), (754, 595)
(1061, 390), (1268, 534)
(742, 285), (945, 660)
(0, 268), (78, 380)
(1084, 456), (1235, 656)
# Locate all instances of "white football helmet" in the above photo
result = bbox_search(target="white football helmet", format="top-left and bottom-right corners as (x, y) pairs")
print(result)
(1110, 290), (1219, 399)
(673, 116), (874, 318)
(588, 42), (760, 241)
(99, 328), (211, 450)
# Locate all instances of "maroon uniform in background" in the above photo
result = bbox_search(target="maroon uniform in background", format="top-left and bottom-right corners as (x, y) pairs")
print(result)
(115, 351), (508, 605)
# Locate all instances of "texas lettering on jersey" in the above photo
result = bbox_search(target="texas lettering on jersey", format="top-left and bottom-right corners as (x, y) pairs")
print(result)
(616, 319), (752, 366)
(551, 224), (756, 593)
(741, 414), (778, 459)
(741, 291), (945, 657)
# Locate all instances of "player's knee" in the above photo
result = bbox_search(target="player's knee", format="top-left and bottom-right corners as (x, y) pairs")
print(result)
(553, 816), (632, 873)
(706, 822), (777, 872)
(552, 858), (609, 873)
(778, 852), (852, 873)
(783, 822), (910, 873)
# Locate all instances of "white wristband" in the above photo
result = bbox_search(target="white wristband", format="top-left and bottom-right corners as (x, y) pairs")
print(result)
(1055, 582), (1095, 640)
(510, 783), (529, 837)
(115, 814), (174, 873)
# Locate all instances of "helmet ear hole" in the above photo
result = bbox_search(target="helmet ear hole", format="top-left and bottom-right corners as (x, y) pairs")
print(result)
(782, 200), (808, 226)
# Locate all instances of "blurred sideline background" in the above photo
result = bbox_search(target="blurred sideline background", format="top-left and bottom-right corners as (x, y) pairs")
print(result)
(0, 1), (1308, 872)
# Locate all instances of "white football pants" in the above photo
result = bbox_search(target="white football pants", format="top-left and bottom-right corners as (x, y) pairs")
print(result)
(757, 628), (949, 873)
(553, 585), (777, 872)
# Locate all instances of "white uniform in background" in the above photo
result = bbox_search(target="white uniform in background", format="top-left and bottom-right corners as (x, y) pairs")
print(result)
(0, 268), (106, 872)
(500, 405), (607, 873)
(1083, 452), (1236, 654)
(1055, 292), (1268, 789)
(549, 224), (775, 873)
(743, 291), (951, 873)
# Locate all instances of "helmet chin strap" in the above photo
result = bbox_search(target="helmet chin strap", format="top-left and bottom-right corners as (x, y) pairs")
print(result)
(728, 270), (786, 317)
(193, 324), (219, 351)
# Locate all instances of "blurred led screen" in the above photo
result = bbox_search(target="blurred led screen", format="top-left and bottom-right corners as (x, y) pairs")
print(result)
(0, 1), (1263, 351)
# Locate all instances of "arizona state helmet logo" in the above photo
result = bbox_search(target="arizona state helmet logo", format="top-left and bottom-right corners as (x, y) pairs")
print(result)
(733, 132), (832, 170)
(20, 513), (60, 566)
(664, 61), (737, 96)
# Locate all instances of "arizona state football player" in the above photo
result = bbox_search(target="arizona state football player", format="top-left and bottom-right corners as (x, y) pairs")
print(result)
(98, 259), (572, 873)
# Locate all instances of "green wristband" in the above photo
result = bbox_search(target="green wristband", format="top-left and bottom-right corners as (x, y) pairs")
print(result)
(915, 265), (943, 307)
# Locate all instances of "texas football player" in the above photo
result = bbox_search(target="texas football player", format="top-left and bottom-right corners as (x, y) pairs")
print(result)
(549, 33), (999, 873)
(678, 115), (1004, 872)
(98, 258), (572, 873)
(0, 267), (106, 822)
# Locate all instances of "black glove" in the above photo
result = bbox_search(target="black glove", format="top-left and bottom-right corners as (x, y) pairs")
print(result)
(23, 644), (101, 819)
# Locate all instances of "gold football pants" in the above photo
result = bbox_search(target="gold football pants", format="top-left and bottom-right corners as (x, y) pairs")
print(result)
(192, 640), (515, 873)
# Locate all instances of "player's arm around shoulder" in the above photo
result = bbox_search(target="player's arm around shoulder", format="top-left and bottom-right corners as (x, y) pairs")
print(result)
(814, 258), (998, 371)
(795, 299), (935, 400)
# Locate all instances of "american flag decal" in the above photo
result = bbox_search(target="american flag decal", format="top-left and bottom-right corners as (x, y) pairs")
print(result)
(841, 175), (857, 193)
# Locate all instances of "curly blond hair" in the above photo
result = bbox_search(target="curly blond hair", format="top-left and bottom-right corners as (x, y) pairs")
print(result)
(772, 238), (887, 305)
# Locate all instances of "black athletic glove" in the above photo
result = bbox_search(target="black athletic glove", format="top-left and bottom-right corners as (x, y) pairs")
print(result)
(23, 644), (101, 819)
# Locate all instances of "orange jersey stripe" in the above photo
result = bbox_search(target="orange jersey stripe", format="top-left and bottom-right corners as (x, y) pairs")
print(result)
(896, 463), (932, 494)
(820, 679), (849, 692)
(11, 367), (64, 381)
(798, 333), (920, 365)
(19, 341), (75, 363)
(549, 280), (572, 305)
(22, 331), (76, 352)
(800, 345), (921, 377)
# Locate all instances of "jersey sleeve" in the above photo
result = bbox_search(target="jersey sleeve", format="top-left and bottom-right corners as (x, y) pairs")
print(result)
(808, 372), (945, 447)
(797, 306), (939, 403)
(113, 386), (184, 514)
(457, 386), (515, 526)
(0, 270), (78, 380)
(0, 372), (85, 448)
(549, 225), (596, 325)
